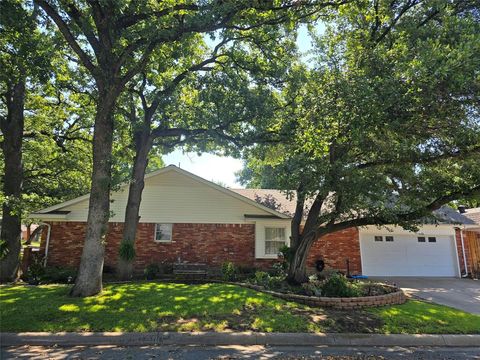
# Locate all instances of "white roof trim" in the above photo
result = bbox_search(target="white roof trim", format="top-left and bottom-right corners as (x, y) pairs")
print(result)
(33, 165), (290, 219)
(28, 213), (68, 220)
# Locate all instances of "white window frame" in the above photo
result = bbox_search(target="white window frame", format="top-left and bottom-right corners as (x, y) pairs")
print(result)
(255, 221), (291, 259)
(264, 226), (287, 256)
(154, 223), (173, 243)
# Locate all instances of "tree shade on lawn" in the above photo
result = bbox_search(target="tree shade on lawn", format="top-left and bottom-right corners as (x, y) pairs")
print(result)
(1, 283), (479, 334)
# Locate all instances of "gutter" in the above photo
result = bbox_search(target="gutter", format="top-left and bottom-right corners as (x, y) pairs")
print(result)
(39, 222), (51, 267)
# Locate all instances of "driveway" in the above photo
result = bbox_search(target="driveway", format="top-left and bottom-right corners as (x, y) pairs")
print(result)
(375, 277), (480, 315)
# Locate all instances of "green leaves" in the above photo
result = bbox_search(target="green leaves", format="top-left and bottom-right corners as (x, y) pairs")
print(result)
(240, 0), (480, 226)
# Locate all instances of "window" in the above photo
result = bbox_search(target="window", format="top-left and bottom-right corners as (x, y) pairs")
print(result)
(428, 236), (436, 243)
(385, 236), (394, 242)
(418, 236), (426, 242)
(154, 223), (172, 242)
(265, 227), (286, 255)
(374, 236), (383, 242)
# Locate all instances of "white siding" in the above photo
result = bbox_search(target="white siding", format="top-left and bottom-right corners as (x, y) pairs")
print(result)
(61, 169), (273, 223)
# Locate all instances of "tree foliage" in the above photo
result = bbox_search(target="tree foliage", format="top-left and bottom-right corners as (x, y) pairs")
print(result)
(35, 0), (347, 294)
(239, 0), (480, 283)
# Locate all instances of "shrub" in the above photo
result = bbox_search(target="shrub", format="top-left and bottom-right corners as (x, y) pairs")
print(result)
(119, 241), (136, 261)
(271, 261), (287, 277)
(40, 266), (77, 284)
(321, 274), (362, 297)
(144, 264), (160, 280)
(279, 245), (294, 265)
(221, 261), (237, 281)
(252, 271), (270, 287)
(23, 253), (45, 285)
(302, 281), (323, 297)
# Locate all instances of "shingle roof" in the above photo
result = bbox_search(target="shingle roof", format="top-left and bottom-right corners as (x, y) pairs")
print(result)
(230, 189), (298, 217)
(230, 188), (476, 225)
(463, 207), (480, 225)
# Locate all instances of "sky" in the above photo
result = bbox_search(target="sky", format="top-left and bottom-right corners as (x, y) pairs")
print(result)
(163, 26), (316, 188)
(163, 150), (244, 188)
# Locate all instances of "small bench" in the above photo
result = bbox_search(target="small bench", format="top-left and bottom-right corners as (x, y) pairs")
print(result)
(173, 263), (207, 280)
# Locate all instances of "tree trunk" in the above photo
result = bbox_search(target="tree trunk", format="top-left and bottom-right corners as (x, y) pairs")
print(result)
(287, 231), (317, 284)
(70, 94), (115, 297)
(0, 80), (25, 283)
(117, 130), (152, 279)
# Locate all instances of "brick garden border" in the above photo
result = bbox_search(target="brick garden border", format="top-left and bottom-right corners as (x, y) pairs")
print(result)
(233, 282), (407, 309)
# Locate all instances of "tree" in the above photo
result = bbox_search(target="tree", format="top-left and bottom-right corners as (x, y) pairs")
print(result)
(116, 25), (297, 279)
(240, 0), (480, 283)
(0, 0), (53, 281)
(36, 0), (347, 294)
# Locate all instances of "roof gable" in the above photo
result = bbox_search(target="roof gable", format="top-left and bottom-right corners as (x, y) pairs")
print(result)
(34, 165), (289, 220)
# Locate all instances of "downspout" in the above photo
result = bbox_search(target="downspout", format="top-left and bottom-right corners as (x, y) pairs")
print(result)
(40, 222), (51, 267)
(457, 226), (469, 277)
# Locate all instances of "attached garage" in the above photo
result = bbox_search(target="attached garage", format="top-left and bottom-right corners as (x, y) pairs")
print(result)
(359, 226), (459, 277)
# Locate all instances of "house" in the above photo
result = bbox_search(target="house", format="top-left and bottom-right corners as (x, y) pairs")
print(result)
(460, 207), (480, 277)
(30, 165), (479, 277)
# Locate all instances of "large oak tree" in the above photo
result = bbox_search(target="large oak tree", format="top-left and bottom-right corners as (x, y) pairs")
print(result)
(116, 26), (296, 278)
(239, 0), (480, 283)
(0, 0), (54, 281)
(36, 0), (348, 295)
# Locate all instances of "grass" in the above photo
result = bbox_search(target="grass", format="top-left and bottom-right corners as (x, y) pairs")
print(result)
(370, 299), (480, 334)
(1, 282), (479, 334)
(0, 282), (323, 333)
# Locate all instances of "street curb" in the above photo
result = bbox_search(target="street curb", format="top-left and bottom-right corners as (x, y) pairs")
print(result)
(1, 332), (480, 347)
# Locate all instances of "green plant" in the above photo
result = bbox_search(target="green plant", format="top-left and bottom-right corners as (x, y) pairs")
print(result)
(119, 241), (136, 261)
(321, 274), (361, 298)
(144, 264), (160, 280)
(221, 261), (237, 281)
(302, 281), (323, 297)
(271, 261), (287, 277)
(253, 271), (270, 287)
(40, 266), (77, 284)
(24, 254), (45, 285)
(279, 245), (294, 265)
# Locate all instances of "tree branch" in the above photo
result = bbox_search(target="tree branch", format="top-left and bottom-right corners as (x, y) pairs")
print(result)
(357, 145), (480, 169)
(318, 185), (480, 236)
(34, 0), (97, 75)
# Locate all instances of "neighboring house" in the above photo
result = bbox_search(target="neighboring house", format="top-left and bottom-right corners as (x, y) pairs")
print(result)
(460, 207), (480, 277)
(31, 165), (479, 277)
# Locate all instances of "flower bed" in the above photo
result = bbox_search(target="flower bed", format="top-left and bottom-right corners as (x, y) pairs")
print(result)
(236, 282), (406, 309)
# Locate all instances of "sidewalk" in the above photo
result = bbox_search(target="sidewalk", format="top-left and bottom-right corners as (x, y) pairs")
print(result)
(1, 332), (479, 347)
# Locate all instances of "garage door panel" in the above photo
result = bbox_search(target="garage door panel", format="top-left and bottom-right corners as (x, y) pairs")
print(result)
(360, 234), (457, 277)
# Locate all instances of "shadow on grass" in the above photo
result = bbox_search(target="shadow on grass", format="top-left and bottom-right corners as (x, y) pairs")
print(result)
(1, 282), (329, 332)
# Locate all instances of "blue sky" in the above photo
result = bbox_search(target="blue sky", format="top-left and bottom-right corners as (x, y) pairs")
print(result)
(163, 26), (315, 188)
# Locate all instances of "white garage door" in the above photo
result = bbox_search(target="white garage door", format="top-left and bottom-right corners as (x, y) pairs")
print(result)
(360, 233), (458, 277)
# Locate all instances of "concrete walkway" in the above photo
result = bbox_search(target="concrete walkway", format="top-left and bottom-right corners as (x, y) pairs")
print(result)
(375, 277), (480, 314)
(1, 332), (480, 347)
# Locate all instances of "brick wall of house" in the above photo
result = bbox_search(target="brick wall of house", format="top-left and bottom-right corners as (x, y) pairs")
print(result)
(42, 222), (278, 272)
(41, 221), (361, 274)
(307, 227), (362, 275)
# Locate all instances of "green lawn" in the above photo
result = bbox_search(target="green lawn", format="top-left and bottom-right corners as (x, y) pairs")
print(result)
(1, 282), (479, 334)
(370, 300), (480, 334)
